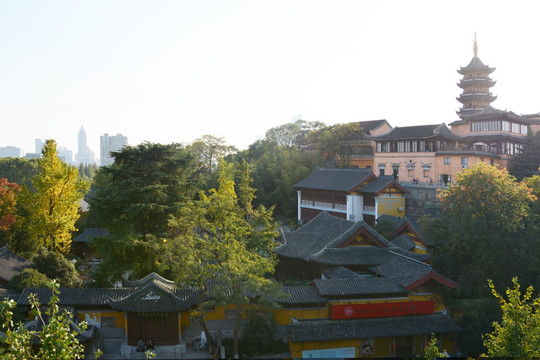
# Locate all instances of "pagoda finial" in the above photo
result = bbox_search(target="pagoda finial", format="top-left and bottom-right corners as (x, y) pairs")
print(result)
(473, 32), (478, 57)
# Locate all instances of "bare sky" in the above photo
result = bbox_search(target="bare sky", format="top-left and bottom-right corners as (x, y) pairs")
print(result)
(1, 1), (539, 157)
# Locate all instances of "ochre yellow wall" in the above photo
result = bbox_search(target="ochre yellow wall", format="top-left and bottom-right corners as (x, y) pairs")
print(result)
(272, 307), (328, 325)
(376, 194), (405, 217)
(409, 294), (446, 312)
(77, 311), (126, 329)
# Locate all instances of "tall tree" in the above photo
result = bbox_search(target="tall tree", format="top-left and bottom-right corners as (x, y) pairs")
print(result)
(88, 142), (199, 283)
(0, 157), (39, 190)
(509, 130), (540, 180)
(189, 135), (237, 174)
(483, 277), (540, 358)
(26, 140), (89, 253)
(425, 162), (537, 297)
(166, 161), (278, 358)
(0, 178), (21, 232)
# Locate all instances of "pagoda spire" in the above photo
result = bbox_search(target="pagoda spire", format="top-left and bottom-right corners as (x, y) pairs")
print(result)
(456, 36), (496, 118)
(473, 32), (478, 57)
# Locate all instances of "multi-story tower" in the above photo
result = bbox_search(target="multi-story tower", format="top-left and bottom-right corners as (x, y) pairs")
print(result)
(456, 35), (497, 117)
(75, 126), (95, 165)
(100, 133), (128, 167)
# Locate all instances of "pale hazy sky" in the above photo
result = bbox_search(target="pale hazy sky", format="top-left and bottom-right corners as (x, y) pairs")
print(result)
(1, 1), (540, 157)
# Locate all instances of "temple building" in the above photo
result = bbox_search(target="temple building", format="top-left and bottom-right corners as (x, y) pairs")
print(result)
(295, 168), (408, 225)
(371, 37), (540, 184)
(275, 211), (460, 357)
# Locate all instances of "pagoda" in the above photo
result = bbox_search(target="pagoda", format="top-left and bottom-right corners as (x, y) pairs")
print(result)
(456, 35), (497, 118)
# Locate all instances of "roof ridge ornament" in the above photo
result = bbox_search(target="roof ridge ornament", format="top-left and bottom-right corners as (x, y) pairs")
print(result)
(473, 32), (478, 57)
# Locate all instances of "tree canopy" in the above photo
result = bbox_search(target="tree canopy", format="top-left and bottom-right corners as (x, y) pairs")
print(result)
(26, 140), (90, 253)
(88, 142), (200, 283)
(483, 277), (540, 358)
(166, 161), (278, 358)
(425, 162), (538, 298)
(0, 281), (89, 359)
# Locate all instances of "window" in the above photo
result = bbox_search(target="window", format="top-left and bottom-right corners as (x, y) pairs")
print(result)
(461, 157), (468, 168)
(444, 157), (451, 165)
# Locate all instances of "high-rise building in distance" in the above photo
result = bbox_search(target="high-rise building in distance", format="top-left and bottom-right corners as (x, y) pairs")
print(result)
(0, 146), (22, 158)
(100, 133), (128, 167)
(75, 126), (95, 165)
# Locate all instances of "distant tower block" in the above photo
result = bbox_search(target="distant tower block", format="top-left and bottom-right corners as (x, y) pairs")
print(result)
(100, 133), (128, 167)
(75, 125), (95, 165)
(456, 34), (497, 118)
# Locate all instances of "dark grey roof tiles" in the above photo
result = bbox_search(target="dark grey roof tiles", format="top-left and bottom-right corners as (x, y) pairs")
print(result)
(391, 234), (416, 251)
(287, 313), (461, 342)
(275, 212), (356, 259)
(368, 252), (434, 287)
(310, 247), (388, 266)
(322, 266), (362, 279)
(0, 246), (33, 282)
(279, 286), (327, 304)
(72, 228), (110, 243)
(458, 56), (494, 73)
(356, 120), (391, 133)
(370, 124), (457, 141)
(17, 287), (131, 306)
(313, 277), (406, 297)
(294, 168), (373, 192)
(359, 176), (394, 194)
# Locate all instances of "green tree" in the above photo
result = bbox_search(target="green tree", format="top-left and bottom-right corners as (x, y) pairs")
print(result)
(483, 277), (540, 358)
(424, 162), (536, 298)
(88, 142), (199, 283)
(0, 281), (88, 359)
(509, 130), (540, 180)
(166, 161), (278, 358)
(32, 248), (81, 287)
(9, 268), (50, 292)
(188, 135), (237, 174)
(307, 122), (366, 167)
(25, 140), (90, 253)
(0, 157), (39, 190)
(422, 333), (447, 359)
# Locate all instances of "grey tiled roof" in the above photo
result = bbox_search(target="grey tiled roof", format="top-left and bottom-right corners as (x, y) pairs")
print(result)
(459, 133), (527, 143)
(294, 168), (373, 192)
(391, 234), (416, 251)
(0, 246), (33, 282)
(458, 56), (494, 73)
(72, 228), (110, 243)
(359, 176), (408, 195)
(370, 123), (457, 141)
(313, 277), (406, 297)
(321, 266), (362, 279)
(459, 106), (540, 124)
(376, 214), (405, 233)
(110, 283), (191, 312)
(17, 287), (132, 306)
(356, 119), (391, 133)
(310, 247), (389, 266)
(275, 212), (356, 259)
(368, 251), (443, 288)
(287, 313), (461, 342)
(279, 286), (327, 304)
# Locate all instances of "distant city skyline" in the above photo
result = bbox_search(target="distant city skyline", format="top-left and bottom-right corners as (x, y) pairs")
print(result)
(1, 1), (540, 154)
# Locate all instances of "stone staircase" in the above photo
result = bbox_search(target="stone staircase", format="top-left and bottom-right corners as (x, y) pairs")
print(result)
(127, 345), (182, 359)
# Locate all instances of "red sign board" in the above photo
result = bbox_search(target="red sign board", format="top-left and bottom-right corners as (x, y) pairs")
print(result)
(331, 300), (434, 320)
